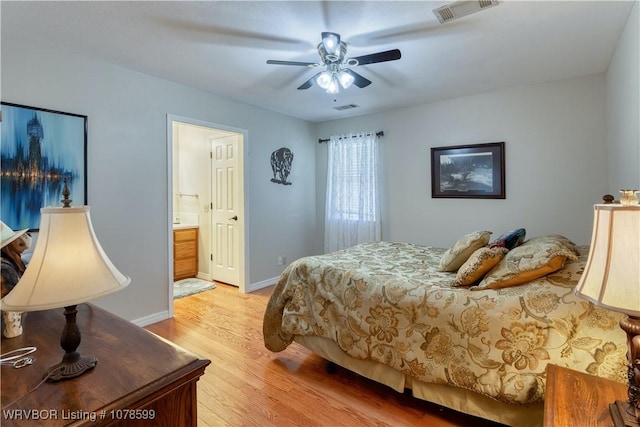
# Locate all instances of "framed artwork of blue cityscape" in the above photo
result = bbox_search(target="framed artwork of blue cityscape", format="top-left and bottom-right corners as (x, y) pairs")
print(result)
(1, 102), (87, 231)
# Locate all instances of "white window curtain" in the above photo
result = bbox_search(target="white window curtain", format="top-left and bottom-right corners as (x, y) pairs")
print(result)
(324, 131), (381, 253)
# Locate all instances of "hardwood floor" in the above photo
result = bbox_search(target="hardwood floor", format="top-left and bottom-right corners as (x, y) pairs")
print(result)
(145, 283), (506, 427)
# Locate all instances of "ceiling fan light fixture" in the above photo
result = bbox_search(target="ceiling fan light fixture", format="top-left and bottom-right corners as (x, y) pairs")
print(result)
(321, 32), (341, 56)
(327, 76), (340, 94)
(316, 71), (333, 90)
(268, 32), (401, 93)
(338, 70), (355, 89)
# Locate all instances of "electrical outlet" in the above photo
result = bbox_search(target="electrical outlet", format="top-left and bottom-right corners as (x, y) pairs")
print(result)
(277, 256), (287, 266)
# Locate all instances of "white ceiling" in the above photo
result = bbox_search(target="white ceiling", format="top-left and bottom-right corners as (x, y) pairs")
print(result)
(2, 1), (635, 123)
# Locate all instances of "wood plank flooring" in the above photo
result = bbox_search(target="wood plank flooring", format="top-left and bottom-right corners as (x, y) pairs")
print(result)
(145, 283), (506, 427)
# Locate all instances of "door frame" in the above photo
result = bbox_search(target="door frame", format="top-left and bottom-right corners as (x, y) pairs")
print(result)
(166, 114), (249, 315)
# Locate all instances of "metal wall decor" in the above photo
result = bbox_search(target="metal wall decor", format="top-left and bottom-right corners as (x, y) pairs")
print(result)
(0, 102), (88, 230)
(270, 147), (293, 185)
(431, 142), (505, 199)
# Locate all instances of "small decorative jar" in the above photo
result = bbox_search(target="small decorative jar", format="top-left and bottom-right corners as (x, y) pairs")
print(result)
(620, 189), (640, 206)
(2, 311), (23, 338)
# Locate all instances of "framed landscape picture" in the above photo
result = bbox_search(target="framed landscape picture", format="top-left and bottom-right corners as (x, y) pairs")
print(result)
(0, 102), (87, 231)
(431, 142), (505, 199)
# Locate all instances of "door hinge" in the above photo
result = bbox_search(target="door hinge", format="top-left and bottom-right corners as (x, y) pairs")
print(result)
(210, 254), (213, 261)
(210, 151), (213, 159)
(210, 202), (213, 209)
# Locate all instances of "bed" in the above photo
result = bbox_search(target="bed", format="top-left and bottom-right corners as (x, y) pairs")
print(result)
(263, 232), (628, 427)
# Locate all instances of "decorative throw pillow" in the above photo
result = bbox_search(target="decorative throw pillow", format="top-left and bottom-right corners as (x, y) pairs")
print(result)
(522, 234), (580, 256)
(471, 236), (580, 290)
(438, 230), (492, 272)
(489, 228), (526, 250)
(453, 247), (509, 286)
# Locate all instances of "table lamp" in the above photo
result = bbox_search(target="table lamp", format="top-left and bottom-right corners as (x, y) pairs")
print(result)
(574, 203), (640, 426)
(0, 195), (131, 381)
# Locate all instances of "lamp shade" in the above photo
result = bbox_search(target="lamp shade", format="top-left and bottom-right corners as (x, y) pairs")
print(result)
(0, 206), (130, 311)
(316, 71), (332, 89)
(338, 70), (355, 89)
(321, 32), (340, 56)
(574, 204), (640, 317)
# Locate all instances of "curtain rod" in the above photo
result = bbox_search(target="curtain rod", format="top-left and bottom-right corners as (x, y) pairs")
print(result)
(318, 131), (384, 144)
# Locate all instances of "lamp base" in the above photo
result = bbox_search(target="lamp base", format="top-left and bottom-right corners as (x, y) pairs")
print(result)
(611, 400), (640, 427)
(46, 352), (97, 382)
(45, 305), (97, 382)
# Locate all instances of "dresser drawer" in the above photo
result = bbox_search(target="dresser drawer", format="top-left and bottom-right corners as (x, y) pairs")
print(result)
(174, 228), (198, 243)
(175, 258), (198, 280)
(175, 241), (197, 259)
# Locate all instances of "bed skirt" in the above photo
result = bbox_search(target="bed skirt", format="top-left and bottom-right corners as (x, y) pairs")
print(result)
(294, 335), (544, 427)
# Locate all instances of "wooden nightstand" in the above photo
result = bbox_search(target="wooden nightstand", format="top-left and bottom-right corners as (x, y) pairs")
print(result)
(544, 364), (628, 426)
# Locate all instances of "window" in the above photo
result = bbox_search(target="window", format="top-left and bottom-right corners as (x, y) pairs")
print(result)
(330, 139), (377, 221)
(324, 132), (381, 252)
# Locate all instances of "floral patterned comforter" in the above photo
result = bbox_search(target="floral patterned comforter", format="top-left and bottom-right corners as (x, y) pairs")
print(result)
(263, 241), (628, 405)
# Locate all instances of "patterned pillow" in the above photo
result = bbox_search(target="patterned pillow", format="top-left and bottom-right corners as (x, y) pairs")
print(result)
(453, 247), (509, 286)
(523, 234), (580, 256)
(471, 235), (579, 290)
(488, 228), (526, 250)
(438, 230), (492, 272)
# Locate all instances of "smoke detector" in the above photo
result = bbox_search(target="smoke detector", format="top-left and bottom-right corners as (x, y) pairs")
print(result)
(433, 0), (500, 24)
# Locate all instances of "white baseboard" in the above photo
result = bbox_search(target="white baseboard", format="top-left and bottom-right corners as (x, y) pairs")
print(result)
(132, 310), (171, 327)
(134, 278), (277, 326)
(196, 272), (212, 281)
(248, 276), (279, 292)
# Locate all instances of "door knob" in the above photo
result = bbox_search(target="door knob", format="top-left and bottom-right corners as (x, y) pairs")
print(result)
(229, 215), (238, 221)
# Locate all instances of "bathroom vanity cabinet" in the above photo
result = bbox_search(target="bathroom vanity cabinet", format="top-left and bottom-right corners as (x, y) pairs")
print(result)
(174, 227), (198, 281)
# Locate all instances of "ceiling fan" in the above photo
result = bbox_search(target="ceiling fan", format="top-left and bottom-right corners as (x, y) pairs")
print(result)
(266, 32), (401, 94)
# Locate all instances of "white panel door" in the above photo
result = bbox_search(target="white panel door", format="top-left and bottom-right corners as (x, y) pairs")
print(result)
(211, 135), (240, 286)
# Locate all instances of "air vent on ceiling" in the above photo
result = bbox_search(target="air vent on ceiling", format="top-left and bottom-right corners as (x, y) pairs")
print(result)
(433, 0), (500, 24)
(333, 104), (359, 111)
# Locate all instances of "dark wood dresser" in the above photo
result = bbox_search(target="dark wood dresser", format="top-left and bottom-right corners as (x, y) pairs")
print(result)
(1, 304), (210, 426)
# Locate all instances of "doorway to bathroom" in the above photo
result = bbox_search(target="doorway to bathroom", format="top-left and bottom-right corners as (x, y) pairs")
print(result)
(167, 115), (247, 310)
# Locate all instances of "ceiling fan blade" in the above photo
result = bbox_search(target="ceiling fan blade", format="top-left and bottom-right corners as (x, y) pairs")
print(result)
(351, 49), (402, 66)
(267, 59), (318, 67)
(297, 73), (321, 90)
(343, 69), (372, 88)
